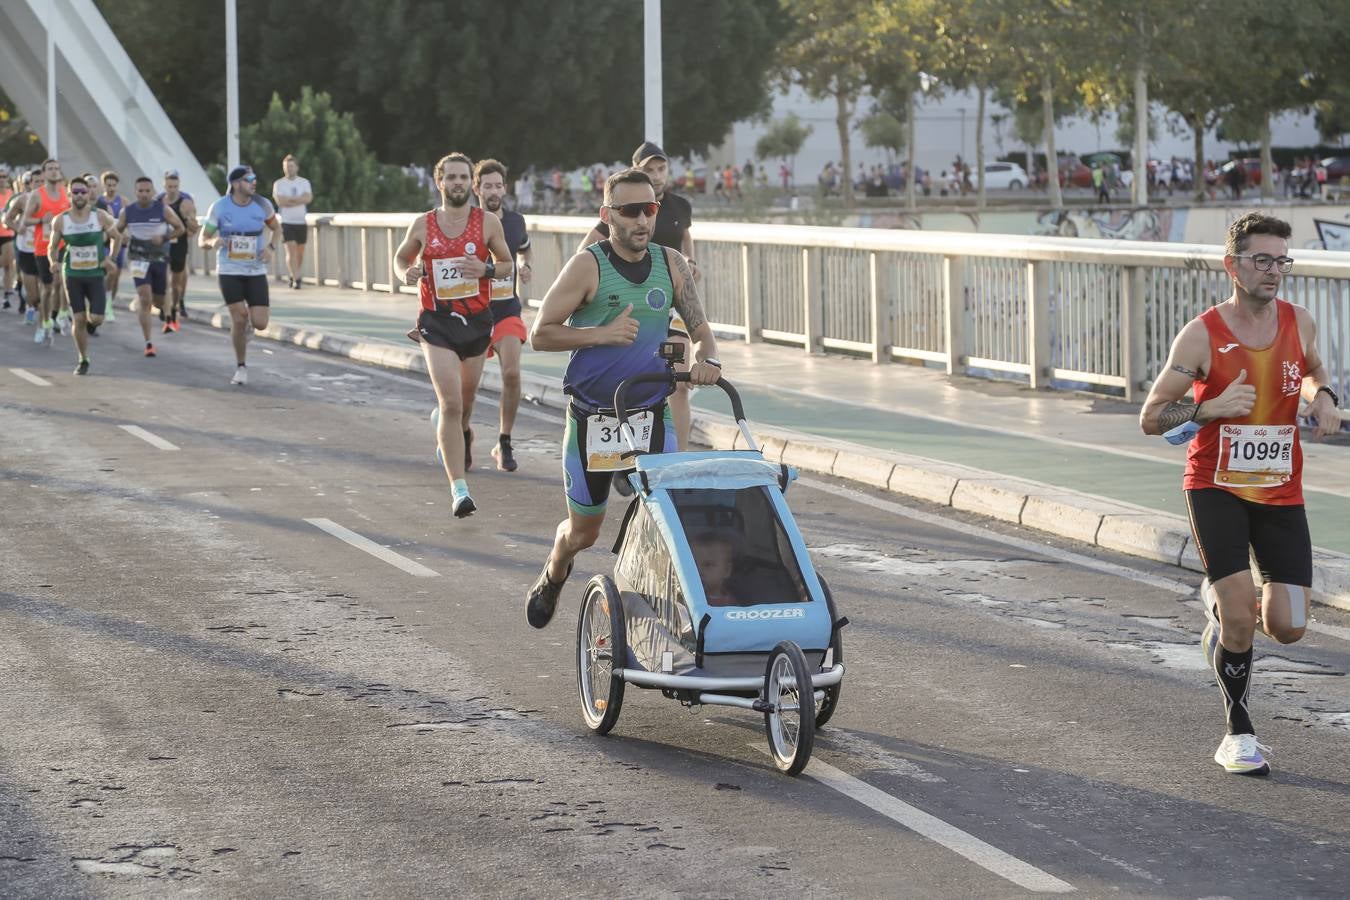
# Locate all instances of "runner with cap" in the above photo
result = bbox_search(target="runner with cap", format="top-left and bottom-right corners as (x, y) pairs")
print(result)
(199, 165), (282, 385)
(116, 176), (186, 357)
(45, 176), (123, 374)
(160, 169), (199, 323)
(579, 141), (701, 458)
(472, 158), (533, 472)
(391, 152), (515, 518)
(95, 170), (126, 320)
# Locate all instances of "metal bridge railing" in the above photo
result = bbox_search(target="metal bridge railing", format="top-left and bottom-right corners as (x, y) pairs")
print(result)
(196, 213), (1350, 400)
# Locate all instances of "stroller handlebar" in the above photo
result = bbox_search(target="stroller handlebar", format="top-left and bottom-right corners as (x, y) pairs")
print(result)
(613, 372), (756, 457)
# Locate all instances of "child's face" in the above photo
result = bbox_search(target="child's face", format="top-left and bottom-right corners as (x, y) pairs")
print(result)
(693, 539), (734, 590)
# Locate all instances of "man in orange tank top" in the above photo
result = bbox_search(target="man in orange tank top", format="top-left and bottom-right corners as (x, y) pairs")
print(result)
(392, 152), (514, 519)
(22, 159), (71, 344)
(1141, 213), (1341, 776)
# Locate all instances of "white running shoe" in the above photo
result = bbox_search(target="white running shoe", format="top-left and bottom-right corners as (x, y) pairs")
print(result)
(105, 304), (116, 322)
(33, 325), (45, 344)
(1214, 734), (1271, 776)
(230, 365), (248, 386)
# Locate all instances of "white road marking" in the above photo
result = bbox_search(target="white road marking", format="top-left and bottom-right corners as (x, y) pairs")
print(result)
(782, 750), (1073, 893)
(800, 478), (1194, 596)
(304, 517), (440, 577)
(119, 424), (180, 451)
(9, 368), (52, 387)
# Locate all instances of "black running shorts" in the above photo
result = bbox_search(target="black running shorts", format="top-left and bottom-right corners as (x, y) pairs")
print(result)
(409, 307), (493, 360)
(1185, 488), (1312, 586)
(219, 273), (269, 308)
(66, 277), (107, 316)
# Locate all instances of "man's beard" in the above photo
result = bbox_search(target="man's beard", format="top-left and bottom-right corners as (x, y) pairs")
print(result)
(443, 189), (469, 208)
(483, 196), (502, 212)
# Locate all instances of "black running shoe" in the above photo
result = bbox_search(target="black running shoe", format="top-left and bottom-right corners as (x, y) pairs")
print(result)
(613, 471), (636, 497)
(86, 322), (99, 337)
(492, 437), (518, 472)
(74, 359), (89, 376)
(526, 560), (572, 629)
(463, 428), (473, 470)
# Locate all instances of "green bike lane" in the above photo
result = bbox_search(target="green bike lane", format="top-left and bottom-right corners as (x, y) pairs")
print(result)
(179, 284), (1350, 554)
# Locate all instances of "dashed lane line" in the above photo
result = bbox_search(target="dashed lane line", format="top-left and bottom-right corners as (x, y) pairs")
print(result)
(303, 517), (440, 577)
(118, 424), (180, 451)
(753, 747), (1074, 894)
(9, 367), (51, 387)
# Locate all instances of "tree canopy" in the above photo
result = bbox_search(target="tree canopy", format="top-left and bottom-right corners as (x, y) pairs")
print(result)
(94, 0), (786, 172)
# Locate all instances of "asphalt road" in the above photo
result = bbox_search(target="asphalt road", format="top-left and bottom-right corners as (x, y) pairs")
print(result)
(3, 308), (1350, 899)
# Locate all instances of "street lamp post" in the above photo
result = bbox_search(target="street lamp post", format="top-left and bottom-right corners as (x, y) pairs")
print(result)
(643, 0), (662, 146)
(46, 0), (56, 158)
(225, 0), (239, 172)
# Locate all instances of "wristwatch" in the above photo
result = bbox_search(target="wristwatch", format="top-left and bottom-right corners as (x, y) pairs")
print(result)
(1316, 385), (1340, 407)
(483, 259), (496, 279)
(702, 358), (722, 368)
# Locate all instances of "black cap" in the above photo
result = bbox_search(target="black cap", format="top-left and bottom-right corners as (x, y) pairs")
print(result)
(632, 141), (667, 167)
(227, 165), (254, 183)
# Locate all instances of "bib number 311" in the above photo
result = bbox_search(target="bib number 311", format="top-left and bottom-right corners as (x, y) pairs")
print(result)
(585, 411), (653, 472)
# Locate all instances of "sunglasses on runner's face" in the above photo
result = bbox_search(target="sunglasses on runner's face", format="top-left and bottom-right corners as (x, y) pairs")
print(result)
(1233, 253), (1294, 274)
(608, 201), (659, 218)
(70, 187), (88, 195)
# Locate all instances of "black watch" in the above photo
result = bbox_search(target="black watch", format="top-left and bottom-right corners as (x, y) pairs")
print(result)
(702, 358), (722, 368)
(483, 259), (496, 279)
(1316, 385), (1340, 408)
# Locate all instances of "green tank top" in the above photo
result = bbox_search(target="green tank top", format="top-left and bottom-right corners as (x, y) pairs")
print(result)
(60, 211), (107, 279)
(563, 242), (675, 411)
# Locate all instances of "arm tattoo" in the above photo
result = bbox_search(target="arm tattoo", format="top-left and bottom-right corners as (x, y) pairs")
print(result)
(670, 252), (708, 334)
(1157, 400), (1198, 431)
(1170, 363), (1198, 378)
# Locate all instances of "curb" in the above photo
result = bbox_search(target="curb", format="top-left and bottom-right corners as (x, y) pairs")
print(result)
(207, 312), (1350, 611)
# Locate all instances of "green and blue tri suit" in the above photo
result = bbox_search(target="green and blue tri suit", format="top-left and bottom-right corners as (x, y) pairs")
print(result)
(562, 240), (679, 515)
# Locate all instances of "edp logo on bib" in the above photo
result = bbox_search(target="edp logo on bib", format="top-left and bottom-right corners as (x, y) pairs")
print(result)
(646, 287), (667, 310)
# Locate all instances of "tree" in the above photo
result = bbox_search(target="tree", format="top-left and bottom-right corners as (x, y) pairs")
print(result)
(1217, 0), (1338, 198)
(930, 0), (1002, 208)
(857, 111), (906, 162)
(776, 0), (898, 205)
(985, 1), (1094, 209)
(0, 90), (43, 162)
(240, 88), (425, 212)
(95, 0), (787, 174)
(755, 114), (813, 184)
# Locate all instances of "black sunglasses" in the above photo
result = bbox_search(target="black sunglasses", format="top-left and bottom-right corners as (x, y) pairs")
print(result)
(608, 201), (659, 218)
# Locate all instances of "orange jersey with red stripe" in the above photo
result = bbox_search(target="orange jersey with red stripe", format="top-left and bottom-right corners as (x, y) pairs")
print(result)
(32, 184), (70, 254)
(1183, 300), (1305, 505)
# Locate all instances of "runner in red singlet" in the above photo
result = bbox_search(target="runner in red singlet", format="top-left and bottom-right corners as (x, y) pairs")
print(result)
(391, 152), (514, 518)
(1141, 213), (1342, 776)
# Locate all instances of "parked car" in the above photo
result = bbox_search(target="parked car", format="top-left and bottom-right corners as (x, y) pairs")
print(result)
(1319, 155), (1350, 182)
(1058, 152), (1126, 188)
(981, 161), (1029, 189)
(1211, 158), (1264, 187)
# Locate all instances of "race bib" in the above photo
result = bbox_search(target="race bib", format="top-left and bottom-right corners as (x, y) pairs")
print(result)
(585, 411), (653, 472)
(130, 259), (150, 278)
(1216, 424), (1295, 487)
(69, 245), (99, 270)
(228, 235), (257, 261)
(489, 275), (514, 301)
(431, 257), (477, 301)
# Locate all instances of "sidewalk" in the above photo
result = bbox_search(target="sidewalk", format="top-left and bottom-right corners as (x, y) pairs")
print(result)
(177, 276), (1350, 606)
